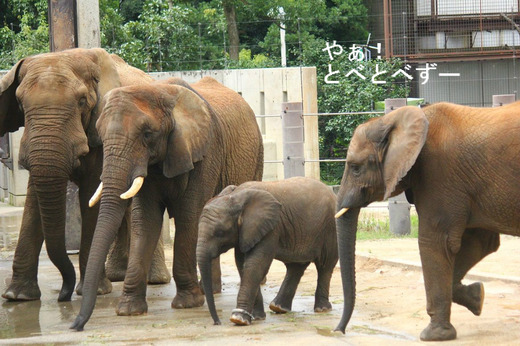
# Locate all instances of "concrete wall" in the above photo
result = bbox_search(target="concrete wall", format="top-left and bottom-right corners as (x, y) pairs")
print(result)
(0, 66), (320, 205)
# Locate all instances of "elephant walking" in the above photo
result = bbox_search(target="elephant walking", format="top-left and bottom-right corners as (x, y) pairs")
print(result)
(0, 48), (170, 303)
(197, 177), (338, 326)
(71, 77), (263, 330)
(334, 102), (520, 341)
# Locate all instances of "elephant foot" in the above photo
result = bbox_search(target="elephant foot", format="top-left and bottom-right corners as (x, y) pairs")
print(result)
(420, 322), (457, 341)
(2, 280), (41, 301)
(453, 282), (484, 316)
(147, 262), (172, 284)
(171, 287), (205, 309)
(269, 301), (290, 314)
(314, 300), (332, 313)
(75, 277), (113, 296)
(116, 295), (148, 316)
(230, 308), (254, 326)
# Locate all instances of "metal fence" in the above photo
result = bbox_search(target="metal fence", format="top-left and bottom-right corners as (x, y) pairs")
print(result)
(260, 102), (385, 179)
(384, 0), (520, 61)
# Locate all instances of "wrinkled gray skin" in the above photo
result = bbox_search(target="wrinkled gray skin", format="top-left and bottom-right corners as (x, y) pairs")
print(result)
(0, 48), (170, 303)
(70, 77), (264, 331)
(197, 177), (338, 326)
(335, 103), (520, 341)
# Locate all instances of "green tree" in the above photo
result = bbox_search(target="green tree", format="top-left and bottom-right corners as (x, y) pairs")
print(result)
(0, 0), (48, 69)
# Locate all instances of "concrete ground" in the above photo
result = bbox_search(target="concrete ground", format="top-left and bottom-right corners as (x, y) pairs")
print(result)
(0, 202), (519, 345)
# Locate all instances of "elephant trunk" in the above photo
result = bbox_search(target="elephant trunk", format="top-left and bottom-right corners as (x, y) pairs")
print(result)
(71, 165), (129, 331)
(197, 251), (221, 325)
(31, 171), (75, 302)
(334, 207), (360, 333)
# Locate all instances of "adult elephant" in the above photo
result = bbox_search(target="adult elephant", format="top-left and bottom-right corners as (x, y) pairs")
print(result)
(70, 77), (264, 331)
(334, 102), (520, 341)
(0, 48), (170, 303)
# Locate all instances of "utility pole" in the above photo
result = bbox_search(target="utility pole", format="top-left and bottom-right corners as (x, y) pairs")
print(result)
(48, 0), (77, 51)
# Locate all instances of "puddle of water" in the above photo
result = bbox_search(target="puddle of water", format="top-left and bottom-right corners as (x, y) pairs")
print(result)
(0, 213), (22, 251)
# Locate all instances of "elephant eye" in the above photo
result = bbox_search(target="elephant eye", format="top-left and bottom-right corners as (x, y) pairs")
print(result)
(214, 229), (225, 238)
(143, 130), (153, 142)
(349, 163), (361, 177)
(78, 97), (87, 107)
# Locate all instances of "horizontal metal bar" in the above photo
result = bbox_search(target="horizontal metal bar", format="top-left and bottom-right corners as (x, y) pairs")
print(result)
(305, 159), (346, 163)
(256, 111), (383, 118)
(264, 159), (346, 164)
(303, 111), (384, 116)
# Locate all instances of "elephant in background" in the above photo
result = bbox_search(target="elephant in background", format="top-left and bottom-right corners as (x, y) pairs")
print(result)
(333, 102), (520, 341)
(0, 48), (170, 303)
(197, 177), (338, 326)
(70, 76), (264, 331)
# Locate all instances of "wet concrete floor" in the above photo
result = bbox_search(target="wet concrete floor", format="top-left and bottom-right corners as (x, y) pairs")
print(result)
(1, 203), (520, 345)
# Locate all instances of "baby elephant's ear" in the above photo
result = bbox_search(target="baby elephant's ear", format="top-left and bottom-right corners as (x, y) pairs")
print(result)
(219, 185), (237, 197)
(234, 188), (282, 253)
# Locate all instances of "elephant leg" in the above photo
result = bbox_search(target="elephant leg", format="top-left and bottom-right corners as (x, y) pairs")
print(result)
(76, 180), (112, 296)
(269, 262), (309, 314)
(418, 225), (458, 341)
(117, 196), (164, 316)
(106, 208), (172, 284)
(234, 251), (265, 321)
(231, 246), (274, 326)
(148, 232), (172, 284)
(314, 259), (336, 313)
(452, 228), (499, 316)
(170, 216), (205, 309)
(2, 181), (43, 301)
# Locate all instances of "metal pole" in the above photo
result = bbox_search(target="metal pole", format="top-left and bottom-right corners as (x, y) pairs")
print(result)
(282, 102), (305, 178)
(385, 98), (411, 236)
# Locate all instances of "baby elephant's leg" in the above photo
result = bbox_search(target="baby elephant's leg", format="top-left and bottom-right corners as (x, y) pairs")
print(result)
(314, 260), (335, 312)
(231, 250), (273, 326)
(269, 262), (309, 313)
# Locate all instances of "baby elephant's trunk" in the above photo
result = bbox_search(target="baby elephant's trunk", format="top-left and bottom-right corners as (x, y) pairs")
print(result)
(197, 253), (221, 325)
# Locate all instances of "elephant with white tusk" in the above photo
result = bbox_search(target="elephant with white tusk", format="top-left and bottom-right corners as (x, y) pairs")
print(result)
(334, 102), (520, 341)
(71, 76), (264, 331)
(0, 48), (170, 303)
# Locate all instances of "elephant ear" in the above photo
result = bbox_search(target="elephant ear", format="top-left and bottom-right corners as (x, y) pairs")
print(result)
(380, 106), (428, 200)
(233, 188), (282, 253)
(162, 85), (213, 178)
(219, 185), (237, 197)
(84, 48), (122, 147)
(0, 59), (26, 135)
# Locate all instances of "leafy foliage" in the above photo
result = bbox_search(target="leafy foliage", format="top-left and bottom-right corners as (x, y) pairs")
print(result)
(0, 0), (48, 68)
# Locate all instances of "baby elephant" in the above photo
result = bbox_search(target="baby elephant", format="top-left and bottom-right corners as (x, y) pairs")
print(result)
(196, 176), (338, 326)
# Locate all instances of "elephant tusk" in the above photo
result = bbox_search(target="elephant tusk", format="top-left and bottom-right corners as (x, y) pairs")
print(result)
(89, 182), (103, 207)
(120, 176), (144, 200)
(335, 207), (349, 219)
